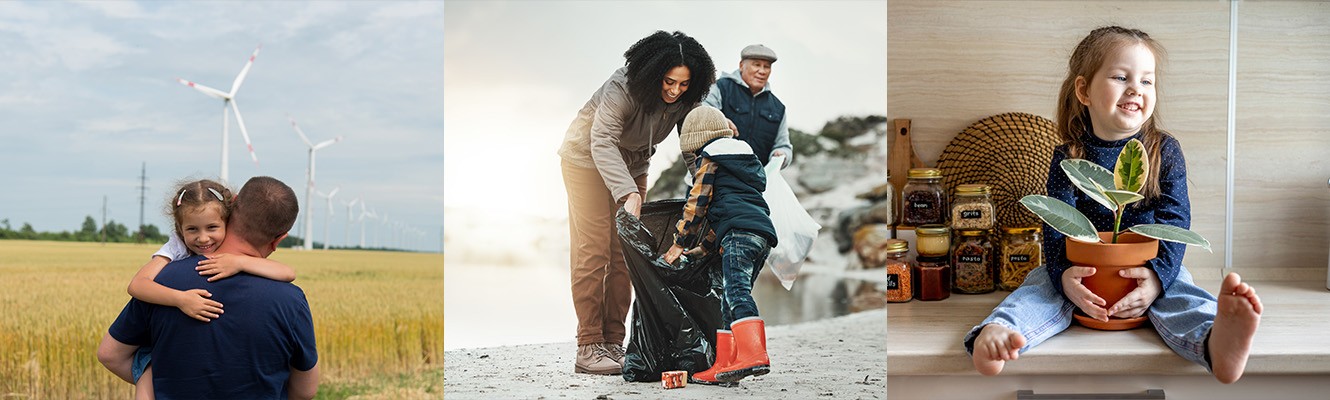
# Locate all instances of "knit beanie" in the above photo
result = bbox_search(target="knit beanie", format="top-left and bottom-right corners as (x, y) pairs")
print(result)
(679, 105), (733, 154)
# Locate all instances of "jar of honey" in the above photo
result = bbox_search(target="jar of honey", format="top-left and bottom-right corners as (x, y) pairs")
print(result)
(915, 224), (951, 258)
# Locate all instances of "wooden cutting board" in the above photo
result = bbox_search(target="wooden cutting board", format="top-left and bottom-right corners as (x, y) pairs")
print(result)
(888, 119), (925, 193)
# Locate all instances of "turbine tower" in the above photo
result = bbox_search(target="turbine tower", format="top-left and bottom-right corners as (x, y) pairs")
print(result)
(176, 44), (263, 183)
(289, 115), (343, 250)
(359, 204), (376, 249)
(316, 187), (340, 250)
(342, 197), (360, 248)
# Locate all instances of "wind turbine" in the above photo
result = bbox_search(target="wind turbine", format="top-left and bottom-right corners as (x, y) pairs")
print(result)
(358, 202), (375, 249)
(289, 115), (344, 250)
(342, 197), (360, 248)
(176, 44), (263, 183)
(377, 212), (389, 249)
(316, 186), (340, 250)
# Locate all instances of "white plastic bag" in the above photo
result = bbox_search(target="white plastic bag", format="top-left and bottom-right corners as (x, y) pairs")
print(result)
(762, 155), (821, 290)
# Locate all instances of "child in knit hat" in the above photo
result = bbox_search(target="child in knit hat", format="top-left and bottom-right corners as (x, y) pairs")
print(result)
(663, 105), (778, 385)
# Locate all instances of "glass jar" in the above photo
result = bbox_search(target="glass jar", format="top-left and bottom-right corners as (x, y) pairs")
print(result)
(915, 224), (951, 258)
(884, 239), (913, 303)
(952, 229), (995, 294)
(999, 227), (1043, 291)
(902, 168), (946, 226)
(913, 255), (951, 301)
(951, 184), (995, 231)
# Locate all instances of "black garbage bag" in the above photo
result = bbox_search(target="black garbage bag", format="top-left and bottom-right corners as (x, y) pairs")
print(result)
(617, 199), (724, 382)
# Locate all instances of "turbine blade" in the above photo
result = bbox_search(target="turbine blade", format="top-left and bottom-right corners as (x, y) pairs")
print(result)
(177, 78), (230, 100)
(230, 44), (262, 97)
(329, 187), (341, 198)
(312, 136), (342, 151)
(288, 115), (314, 148)
(229, 100), (259, 165)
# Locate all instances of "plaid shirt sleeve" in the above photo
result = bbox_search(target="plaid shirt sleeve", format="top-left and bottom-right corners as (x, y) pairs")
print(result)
(675, 157), (718, 251)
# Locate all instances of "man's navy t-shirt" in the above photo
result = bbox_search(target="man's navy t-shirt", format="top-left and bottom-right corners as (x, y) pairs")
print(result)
(109, 255), (317, 399)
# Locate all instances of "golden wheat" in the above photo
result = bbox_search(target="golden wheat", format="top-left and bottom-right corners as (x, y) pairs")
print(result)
(0, 240), (443, 399)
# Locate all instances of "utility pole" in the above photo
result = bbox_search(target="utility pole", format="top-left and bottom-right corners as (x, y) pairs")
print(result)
(136, 162), (148, 241)
(101, 195), (108, 245)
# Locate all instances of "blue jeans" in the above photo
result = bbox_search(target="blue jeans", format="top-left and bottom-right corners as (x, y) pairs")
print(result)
(719, 230), (770, 327)
(131, 346), (152, 382)
(963, 265), (1217, 370)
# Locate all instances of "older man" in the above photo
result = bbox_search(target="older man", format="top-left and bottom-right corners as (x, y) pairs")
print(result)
(97, 176), (319, 399)
(703, 44), (792, 169)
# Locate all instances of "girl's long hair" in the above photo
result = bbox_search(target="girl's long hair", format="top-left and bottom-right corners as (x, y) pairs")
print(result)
(1055, 26), (1170, 202)
(623, 30), (716, 112)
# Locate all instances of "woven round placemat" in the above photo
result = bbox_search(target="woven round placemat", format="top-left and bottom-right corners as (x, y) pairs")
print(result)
(937, 112), (1060, 229)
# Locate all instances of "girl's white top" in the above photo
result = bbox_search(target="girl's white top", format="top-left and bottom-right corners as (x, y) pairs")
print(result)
(152, 231), (191, 261)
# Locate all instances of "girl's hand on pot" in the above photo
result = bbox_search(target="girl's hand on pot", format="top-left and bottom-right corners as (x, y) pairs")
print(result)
(1108, 267), (1161, 319)
(1062, 266), (1109, 321)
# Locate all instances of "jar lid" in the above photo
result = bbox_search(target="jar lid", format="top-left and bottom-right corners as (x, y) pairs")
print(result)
(955, 184), (991, 195)
(885, 239), (908, 253)
(916, 255), (949, 263)
(1003, 226), (1041, 235)
(957, 229), (991, 237)
(916, 224), (950, 236)
(908, 168), (942, 179)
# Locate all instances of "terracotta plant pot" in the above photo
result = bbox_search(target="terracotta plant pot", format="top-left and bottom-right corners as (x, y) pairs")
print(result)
(1065, 232), (1158, 329)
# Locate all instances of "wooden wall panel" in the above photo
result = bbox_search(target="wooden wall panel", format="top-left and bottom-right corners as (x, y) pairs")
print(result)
(1232, 1), (1330, 281)
(888, 1), (1231, 277)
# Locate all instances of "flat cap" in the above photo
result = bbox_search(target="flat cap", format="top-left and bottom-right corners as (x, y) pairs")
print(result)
(740, 44), (777, 63)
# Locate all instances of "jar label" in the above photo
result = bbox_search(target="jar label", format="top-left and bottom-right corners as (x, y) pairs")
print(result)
(1009, 254), (1031, 263)
(958, 255), (983, 264)
(904, 200), (936, 209)
(960, 209), (983, 219)
(886, 273), (899, 290)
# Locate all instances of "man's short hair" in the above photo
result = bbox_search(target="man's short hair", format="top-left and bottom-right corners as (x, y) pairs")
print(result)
(229, 176), (298, 248)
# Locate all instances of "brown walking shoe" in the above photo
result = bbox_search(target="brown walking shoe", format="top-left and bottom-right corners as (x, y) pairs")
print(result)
(575, 343), (621, 375)
(604, 342), (626, 365)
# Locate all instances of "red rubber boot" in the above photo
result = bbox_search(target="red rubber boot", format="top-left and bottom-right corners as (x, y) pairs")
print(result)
(689, 330), (734, 385)
(715, 317), (770, 382)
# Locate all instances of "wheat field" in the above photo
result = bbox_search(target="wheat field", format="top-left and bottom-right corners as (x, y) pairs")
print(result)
(0, 240), (443, 399)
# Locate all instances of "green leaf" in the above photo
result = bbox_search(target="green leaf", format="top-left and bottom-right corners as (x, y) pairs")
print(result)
(1019, 195), (1100, 243)
(1060, 159), (1117, 212)
(1103, 189), (1145, 208)
(1128, 224), (1211, 252)
(1114, 138), (1149, 192)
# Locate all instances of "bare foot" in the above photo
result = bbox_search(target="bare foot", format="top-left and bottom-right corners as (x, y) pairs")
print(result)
(972, 323), (1026, 376)
(1209, 272), (1262, 384)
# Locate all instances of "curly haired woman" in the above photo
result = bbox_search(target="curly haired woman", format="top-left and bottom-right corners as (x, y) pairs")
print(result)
(558, 30), (716, 375)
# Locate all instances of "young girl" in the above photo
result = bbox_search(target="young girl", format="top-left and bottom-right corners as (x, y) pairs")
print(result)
(965, 26), (1263, 384)
(122, 179), (296, 399)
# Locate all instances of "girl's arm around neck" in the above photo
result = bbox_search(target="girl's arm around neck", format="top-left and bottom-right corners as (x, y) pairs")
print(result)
(196, 253), (296, 282)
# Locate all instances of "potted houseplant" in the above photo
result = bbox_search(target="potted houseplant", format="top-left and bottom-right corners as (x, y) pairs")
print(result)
(1020, 138), (1210, 330)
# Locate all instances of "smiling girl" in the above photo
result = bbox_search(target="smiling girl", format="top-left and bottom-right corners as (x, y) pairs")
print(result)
(964, 26), (1262, 384)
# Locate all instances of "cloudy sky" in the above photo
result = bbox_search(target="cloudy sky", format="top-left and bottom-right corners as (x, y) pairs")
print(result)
(0, 1), (443, 251)
(444, 0), (886, 224)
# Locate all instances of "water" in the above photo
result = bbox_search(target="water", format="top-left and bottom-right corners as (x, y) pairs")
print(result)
(443, 262), (885, 350)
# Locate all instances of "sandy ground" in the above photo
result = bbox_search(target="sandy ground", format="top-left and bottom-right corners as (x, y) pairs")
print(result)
(443, 309), (885, 399)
